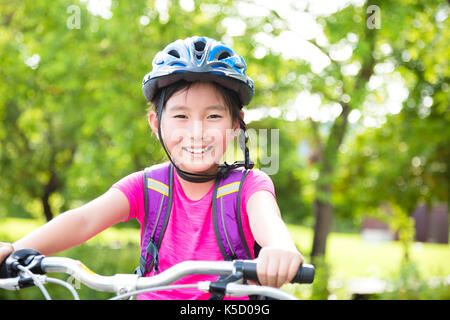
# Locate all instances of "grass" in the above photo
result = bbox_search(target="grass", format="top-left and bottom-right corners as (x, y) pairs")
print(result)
(287, 223), (450, 280)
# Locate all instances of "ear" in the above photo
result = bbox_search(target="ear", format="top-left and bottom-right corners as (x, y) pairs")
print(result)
(147, 110), (159, 137)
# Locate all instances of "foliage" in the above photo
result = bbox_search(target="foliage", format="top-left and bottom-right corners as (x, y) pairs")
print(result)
(307, 0), (449, 257)
(0, 0), (307, 221)
(309, 256), (331, 300)
(247, 117), (312, 223)
(0, 1), (448, 299)
(335, 69), (449, 215)
(387, 204), (416, 263)
(329, 0), (449, 229)
(378, 262), (450, 300)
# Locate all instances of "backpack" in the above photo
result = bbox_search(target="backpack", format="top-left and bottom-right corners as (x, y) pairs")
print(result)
(135, 162), (256, 277)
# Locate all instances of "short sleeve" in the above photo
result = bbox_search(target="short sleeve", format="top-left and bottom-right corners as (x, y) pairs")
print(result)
(241, 169), (276, 208)
(110, 171), (145, 223)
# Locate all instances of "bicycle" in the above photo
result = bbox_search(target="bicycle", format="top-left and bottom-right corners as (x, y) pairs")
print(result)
(0, 249), (315, 300)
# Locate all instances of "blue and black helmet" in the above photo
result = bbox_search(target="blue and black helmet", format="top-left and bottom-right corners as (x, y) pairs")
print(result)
(142, 36), (254, 106)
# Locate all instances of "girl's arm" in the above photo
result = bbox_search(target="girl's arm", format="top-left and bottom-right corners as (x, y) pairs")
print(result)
(9, 188), (130, 256)
(247, 190), (304, 288)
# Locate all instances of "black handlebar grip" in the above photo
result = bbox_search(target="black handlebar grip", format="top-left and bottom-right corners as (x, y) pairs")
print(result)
(241, 261), (315, 284)
(292, 264), (315, 284)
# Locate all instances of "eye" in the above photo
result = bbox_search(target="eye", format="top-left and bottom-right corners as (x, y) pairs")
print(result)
(208, 114), (222, 119)
(174, 114), (187, 119)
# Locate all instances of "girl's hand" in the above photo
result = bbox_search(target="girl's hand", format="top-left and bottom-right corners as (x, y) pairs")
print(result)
(255, 246), (304, 288)
(0, 242), (14, 264)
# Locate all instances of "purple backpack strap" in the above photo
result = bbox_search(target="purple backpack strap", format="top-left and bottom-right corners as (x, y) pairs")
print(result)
(212, 168), (253, 261)
(136, 162), (173, 276)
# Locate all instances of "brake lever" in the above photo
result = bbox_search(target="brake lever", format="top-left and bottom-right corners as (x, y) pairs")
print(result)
(208, 271), (244, 300)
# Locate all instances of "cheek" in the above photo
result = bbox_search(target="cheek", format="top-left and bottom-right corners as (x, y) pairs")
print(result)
(160, 120), (184, 149)
(205, 123), (235, 150)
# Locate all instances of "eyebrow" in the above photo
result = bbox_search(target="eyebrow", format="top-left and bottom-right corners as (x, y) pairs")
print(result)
(168, 105), (227, 112)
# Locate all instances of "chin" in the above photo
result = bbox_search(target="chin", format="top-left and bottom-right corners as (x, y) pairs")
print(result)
(177, 161), (218, 174)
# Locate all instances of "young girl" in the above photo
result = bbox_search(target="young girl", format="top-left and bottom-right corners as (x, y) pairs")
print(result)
(0, 36), (304, 300)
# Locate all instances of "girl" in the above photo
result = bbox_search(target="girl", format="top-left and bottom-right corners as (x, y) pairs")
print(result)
(0, 36), (304, 299)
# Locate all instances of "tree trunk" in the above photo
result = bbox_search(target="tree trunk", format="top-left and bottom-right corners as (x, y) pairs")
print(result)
(311, 184), (333, 261)
(310, 106), (350, 261)
(42, 193), (53, 222)
(41, 171), (60, 222)
(309, 1), (376, 263)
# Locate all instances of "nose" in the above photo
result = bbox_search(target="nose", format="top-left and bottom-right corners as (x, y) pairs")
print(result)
(189, 119), (204, 143)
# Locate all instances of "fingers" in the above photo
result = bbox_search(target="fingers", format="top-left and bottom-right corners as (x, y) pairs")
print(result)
(273, 256), (290, 287)
(256, 247), (304, 288)
(287, 252), (304, 283)
(0, 242), (14, 264)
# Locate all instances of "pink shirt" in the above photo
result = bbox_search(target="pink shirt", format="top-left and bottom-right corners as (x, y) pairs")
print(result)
(111, 165), (275, 300)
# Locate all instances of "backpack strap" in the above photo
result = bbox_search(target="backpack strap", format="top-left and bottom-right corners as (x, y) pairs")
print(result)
(209, 168), (253, 300)
(212, 168), (253, 261)
(136, 162), (174, 276)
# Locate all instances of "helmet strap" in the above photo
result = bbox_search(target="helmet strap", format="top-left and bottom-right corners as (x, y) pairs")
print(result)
(155, 88), (253, 183)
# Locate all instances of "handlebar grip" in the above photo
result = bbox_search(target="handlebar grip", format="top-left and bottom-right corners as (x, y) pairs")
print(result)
(241, 261), (315, 284)
(292, 264), (315, 284)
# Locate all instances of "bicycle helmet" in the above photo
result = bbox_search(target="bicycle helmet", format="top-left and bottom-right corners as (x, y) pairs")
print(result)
(142, 36), (254, 183)
(142, 36), (254, 106)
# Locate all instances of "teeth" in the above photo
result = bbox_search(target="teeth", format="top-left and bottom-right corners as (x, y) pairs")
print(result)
(183, 146), (212, 154)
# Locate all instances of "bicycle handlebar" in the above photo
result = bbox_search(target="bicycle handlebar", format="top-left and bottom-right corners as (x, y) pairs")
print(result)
(0, 249), (315, 300)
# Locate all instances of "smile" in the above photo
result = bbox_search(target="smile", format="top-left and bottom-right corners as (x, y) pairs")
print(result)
(182, 145), (213, 154)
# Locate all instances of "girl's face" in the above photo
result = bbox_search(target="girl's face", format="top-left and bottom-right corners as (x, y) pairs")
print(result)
(148, 82), (243, 174)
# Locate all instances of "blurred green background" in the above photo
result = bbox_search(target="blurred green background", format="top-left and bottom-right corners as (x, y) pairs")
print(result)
(0, 0), (448, 299)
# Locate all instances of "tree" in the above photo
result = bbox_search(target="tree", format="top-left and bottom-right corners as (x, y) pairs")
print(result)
(297, 0), (449, 260)
(304, 0), (379, 259)
(0, 0), (306, 221)
(331, 0), (449, 261)
(247, 117), (312, 223)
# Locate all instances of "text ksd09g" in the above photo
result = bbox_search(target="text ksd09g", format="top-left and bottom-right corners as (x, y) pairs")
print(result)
(225, 304), (270, 315)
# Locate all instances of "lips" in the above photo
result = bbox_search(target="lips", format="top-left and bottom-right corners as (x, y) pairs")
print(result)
(182, 145), (213, 154)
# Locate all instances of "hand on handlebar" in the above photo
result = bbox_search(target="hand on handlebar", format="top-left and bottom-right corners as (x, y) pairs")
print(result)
(255, 246), (304, 288)
(0, 243), (14, 278)
(0, 243), (14, 263)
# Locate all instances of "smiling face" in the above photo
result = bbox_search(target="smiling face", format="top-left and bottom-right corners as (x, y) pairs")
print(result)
(148, 81), (243, 174)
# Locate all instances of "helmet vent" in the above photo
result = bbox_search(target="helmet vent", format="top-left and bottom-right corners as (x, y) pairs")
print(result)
(168, 49), (180, 58)
(194, 40), (206, 52)
(217, 51), (231, 60)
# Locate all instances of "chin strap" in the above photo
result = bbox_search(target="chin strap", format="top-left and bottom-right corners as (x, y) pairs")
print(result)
(155, 88), (253, 183)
